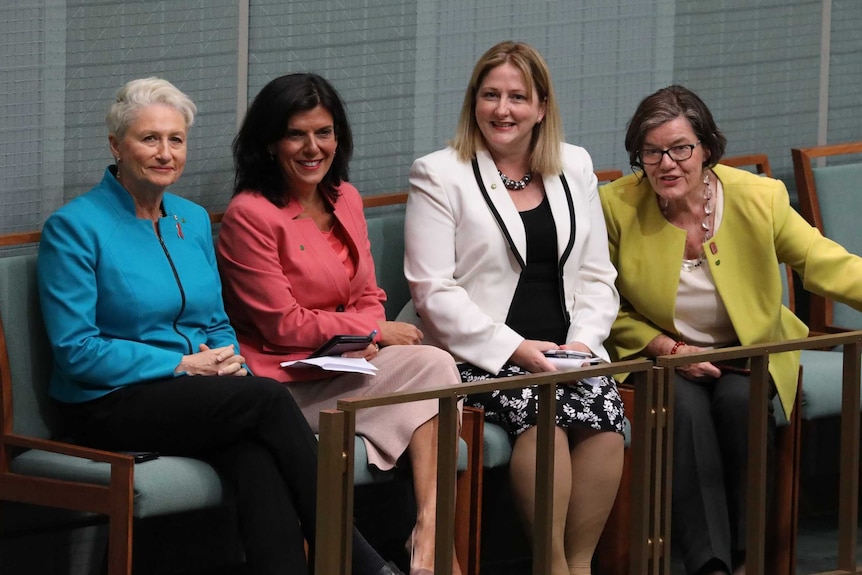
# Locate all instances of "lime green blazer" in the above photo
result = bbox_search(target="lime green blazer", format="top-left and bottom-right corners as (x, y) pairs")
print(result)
(600, 164), (862, 416)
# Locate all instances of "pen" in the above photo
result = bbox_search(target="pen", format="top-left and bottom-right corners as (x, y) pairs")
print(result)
(369, 329), (378, 340)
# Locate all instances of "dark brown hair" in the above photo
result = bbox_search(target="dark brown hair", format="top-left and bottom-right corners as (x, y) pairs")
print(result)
(233, 73), (353, 207)
(624, 85), (726, 171)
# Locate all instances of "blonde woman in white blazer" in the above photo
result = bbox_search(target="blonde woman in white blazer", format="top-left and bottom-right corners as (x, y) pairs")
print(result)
(400, 41), (624, 575)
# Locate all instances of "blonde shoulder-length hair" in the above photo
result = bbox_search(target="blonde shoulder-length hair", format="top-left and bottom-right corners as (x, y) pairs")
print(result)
(451, 41), (563, 176)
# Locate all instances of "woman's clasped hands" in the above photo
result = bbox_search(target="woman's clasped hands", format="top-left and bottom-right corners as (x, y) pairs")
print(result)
(177, 343), (248, 377)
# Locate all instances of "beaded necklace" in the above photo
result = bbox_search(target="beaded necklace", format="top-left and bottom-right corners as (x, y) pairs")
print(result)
(498, 169), (533, 191)
(659, 171), (714, 272)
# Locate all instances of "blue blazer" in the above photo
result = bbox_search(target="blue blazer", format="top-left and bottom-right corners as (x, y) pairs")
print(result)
(38, 166), (240, 403)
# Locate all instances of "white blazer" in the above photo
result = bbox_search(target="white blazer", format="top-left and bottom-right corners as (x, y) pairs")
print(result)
(399, 144), (619, 374)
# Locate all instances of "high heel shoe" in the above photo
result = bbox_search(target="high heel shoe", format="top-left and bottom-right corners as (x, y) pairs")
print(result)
(405, 529), (434, 575)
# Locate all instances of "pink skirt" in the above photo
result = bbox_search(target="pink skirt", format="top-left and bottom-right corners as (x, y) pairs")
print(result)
(287, 344), (461, 470)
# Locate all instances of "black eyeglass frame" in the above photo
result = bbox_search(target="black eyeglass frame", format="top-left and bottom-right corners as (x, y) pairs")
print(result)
(638, 141), (701, 165)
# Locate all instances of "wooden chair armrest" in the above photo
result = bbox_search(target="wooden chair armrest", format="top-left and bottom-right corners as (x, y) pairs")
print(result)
(824, 326), (853, 335)
(3, 433), (134, 465)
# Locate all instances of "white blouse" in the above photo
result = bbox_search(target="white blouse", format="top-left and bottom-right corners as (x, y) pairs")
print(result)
(674, 178), (737, 348)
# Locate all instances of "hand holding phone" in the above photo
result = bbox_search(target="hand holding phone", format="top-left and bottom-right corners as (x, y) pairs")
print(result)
(309, 331), (376, 358)
(542, 349), (595, 359)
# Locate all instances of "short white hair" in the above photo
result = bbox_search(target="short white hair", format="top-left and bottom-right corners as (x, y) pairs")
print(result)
(106, 77), (196, 138)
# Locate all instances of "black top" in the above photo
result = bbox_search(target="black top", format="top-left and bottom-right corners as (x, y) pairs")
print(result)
(505, 194), (569, 343)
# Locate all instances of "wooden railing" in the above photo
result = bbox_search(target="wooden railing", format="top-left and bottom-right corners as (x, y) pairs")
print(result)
(315, 358), (662, 575)
(316, 331), (862, 575)
(657, 331), (862, 575)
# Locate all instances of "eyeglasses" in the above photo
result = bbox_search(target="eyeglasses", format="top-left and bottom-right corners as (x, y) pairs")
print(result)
(639, 142), (700, 165)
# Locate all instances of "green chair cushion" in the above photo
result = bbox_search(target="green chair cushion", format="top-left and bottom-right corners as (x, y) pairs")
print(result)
(798, 349), (862, 420)
(10, 433), (468, 518)
(813, 162), (862, 330)
(10, 451), (227, 518)
(0, 254), (55, 439)
(366, 208), (410, 320)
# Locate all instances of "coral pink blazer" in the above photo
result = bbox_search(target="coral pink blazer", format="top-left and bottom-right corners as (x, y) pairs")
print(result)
(217, 183), (386, 382)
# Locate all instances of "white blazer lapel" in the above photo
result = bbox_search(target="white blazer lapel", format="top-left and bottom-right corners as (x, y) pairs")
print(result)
(474, 150), (527, 268)
(544, 171), (576, 263)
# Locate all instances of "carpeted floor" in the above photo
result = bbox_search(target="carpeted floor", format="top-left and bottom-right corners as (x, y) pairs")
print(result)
(795, 513), (857, 575)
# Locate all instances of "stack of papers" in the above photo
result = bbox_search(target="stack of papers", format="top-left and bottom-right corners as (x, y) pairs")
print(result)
(280, 356), (378, 376)
(546, 356), (606, 388)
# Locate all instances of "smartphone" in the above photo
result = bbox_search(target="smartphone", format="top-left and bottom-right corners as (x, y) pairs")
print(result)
(121, 451), (160, 464)
(309, 334), (373, 358)
(543, 349), (595, 359)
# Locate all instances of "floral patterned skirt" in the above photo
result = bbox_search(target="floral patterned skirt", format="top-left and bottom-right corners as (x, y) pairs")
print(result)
(459, 362), (626, 438)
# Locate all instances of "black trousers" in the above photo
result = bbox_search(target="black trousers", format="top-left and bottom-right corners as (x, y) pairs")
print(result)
(671, 371), (776, 575)
(58, 375), (385, 575)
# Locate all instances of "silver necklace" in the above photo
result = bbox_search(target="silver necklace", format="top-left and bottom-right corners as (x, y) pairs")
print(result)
(498, 169), (533, 191)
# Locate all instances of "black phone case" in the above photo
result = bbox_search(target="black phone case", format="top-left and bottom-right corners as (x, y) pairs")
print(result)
(309, 334), (373, 358)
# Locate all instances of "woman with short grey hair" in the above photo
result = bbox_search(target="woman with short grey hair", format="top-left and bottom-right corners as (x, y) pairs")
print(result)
(38, 77), (404, 575)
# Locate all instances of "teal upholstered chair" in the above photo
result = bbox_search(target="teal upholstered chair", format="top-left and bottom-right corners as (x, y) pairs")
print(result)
(0, 250), (234, 575)
(790, 142), (862, 420)
(365, 193), (411, 322)
(792, 141), (862, 335)
(0, 222), (474, 575)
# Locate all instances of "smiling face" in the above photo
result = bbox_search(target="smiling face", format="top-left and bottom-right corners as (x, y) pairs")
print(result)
(109, 104), (187, 196)
(642, 115), (710, 203)
(273, 105), (338, 198)
(474, 62), (546, 160)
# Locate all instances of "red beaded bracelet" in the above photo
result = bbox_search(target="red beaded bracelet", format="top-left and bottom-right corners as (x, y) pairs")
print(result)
(670, 340), (686, 355)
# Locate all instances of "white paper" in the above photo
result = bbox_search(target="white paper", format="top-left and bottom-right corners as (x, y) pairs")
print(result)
(546, 356), (601, 370)
(547, 357), (605, 387)
(280, 356), (378, 376)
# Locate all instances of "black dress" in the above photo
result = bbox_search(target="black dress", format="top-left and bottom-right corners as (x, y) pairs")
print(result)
(460, 194), (625, 437)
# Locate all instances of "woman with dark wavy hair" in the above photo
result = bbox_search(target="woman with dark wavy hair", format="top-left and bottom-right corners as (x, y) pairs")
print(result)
(232, 73), (353, 206)
(218, 73), (462, 575)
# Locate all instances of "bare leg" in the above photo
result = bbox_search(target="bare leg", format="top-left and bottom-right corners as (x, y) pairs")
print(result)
(509, 425), (573, 575)
(563, 428), (623, 574)
(407, 415), (463, 575)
